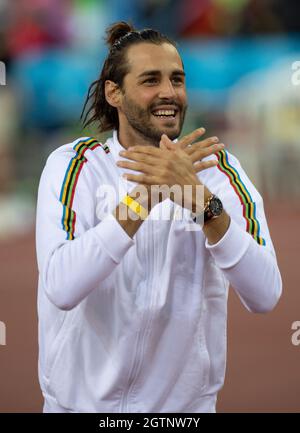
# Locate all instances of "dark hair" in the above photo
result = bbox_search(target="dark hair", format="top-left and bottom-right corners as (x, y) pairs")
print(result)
(81, 21), (177, 132)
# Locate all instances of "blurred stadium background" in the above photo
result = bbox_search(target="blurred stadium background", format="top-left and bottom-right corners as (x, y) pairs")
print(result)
(0, 0), (300, 412)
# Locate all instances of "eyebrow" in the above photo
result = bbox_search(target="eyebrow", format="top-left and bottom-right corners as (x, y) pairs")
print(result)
(137, 69), (186, 78)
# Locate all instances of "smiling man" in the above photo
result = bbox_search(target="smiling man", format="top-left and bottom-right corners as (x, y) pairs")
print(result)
(36, 21), (282, 413)
(115, 43), (187, 144)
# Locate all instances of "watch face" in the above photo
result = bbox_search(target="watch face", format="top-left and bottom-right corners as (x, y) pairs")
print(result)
(210, 196), (223, 216)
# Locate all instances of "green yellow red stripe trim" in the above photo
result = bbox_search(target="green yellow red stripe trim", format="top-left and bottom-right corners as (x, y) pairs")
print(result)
(216, 150), (266, 246)
(59, 137), (109, 240)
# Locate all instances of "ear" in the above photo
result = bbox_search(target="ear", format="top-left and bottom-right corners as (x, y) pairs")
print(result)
(105, 80), (121, 108)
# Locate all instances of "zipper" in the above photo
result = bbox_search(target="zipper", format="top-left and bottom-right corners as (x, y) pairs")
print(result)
(120, 218), (156, 412)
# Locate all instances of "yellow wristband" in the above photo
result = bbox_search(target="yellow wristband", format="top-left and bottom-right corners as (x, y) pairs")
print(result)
(121, 195), (148, 220)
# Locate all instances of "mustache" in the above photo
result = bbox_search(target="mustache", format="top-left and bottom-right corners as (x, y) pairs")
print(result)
(150, 101), (182, 111)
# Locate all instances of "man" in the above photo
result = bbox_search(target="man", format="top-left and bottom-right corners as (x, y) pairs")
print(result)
(36, 21), (282, 413)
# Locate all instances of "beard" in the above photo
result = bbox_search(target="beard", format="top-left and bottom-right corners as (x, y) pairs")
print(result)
(121, 94), (187, 146)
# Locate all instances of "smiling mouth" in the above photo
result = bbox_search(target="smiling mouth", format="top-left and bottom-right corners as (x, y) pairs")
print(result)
(151, 109), (178, 119)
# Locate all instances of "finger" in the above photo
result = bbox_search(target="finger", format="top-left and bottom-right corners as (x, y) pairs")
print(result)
(117, 160), (153, 173)
(193, 159), (218, 173)
(190, 143), (224, 163)
(160, 134), (170, 150)
(159, 140), (168, 150)
(185, 136), (219, 155)
(124, 145), (161, 156)
(119, 150), (158, 164)
(122, 172), (157, 185)
(178, 127), (206, 149)
(160, 134), (177, 150)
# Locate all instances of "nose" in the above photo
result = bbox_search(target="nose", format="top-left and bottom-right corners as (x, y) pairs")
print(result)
(158, 78), (176, 99)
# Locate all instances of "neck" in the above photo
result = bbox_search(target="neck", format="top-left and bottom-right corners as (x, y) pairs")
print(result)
(117, 126), (159, 150)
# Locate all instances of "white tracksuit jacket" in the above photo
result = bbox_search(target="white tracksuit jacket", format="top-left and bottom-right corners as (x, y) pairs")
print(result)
(36, 130), (282, 413)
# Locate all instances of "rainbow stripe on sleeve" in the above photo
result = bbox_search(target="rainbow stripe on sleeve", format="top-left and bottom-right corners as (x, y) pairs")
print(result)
(59, 137), (109, 240)
(216, 150), (266, 246)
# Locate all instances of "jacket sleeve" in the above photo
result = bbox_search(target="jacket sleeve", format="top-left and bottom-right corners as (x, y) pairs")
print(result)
(36, 148), (134, 311)
(201, 150), (282, 313)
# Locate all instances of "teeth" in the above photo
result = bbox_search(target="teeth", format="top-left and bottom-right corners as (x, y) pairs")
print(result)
(153, 110), (175, 116)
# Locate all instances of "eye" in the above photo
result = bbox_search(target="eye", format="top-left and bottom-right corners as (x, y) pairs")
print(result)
(172, 76), (184, 85)
(143, 78), (159, 85)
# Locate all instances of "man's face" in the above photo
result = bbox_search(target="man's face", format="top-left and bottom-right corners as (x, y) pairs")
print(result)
(117, 42), (187, 145)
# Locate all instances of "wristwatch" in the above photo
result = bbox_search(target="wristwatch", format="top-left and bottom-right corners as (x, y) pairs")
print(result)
(192, 194), (223, 224)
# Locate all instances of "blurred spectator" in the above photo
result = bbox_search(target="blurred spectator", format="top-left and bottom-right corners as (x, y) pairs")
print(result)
(177, 0), (300, 37)
(240, 0), (283, 34)
(6, 0), (71, 57)
(133, 0), (181, 37)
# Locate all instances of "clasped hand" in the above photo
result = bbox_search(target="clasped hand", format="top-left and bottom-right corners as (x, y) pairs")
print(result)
(117, 128), (224, 212)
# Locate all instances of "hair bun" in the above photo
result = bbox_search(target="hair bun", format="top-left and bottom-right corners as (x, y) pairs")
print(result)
(106, 21), (136, 48)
